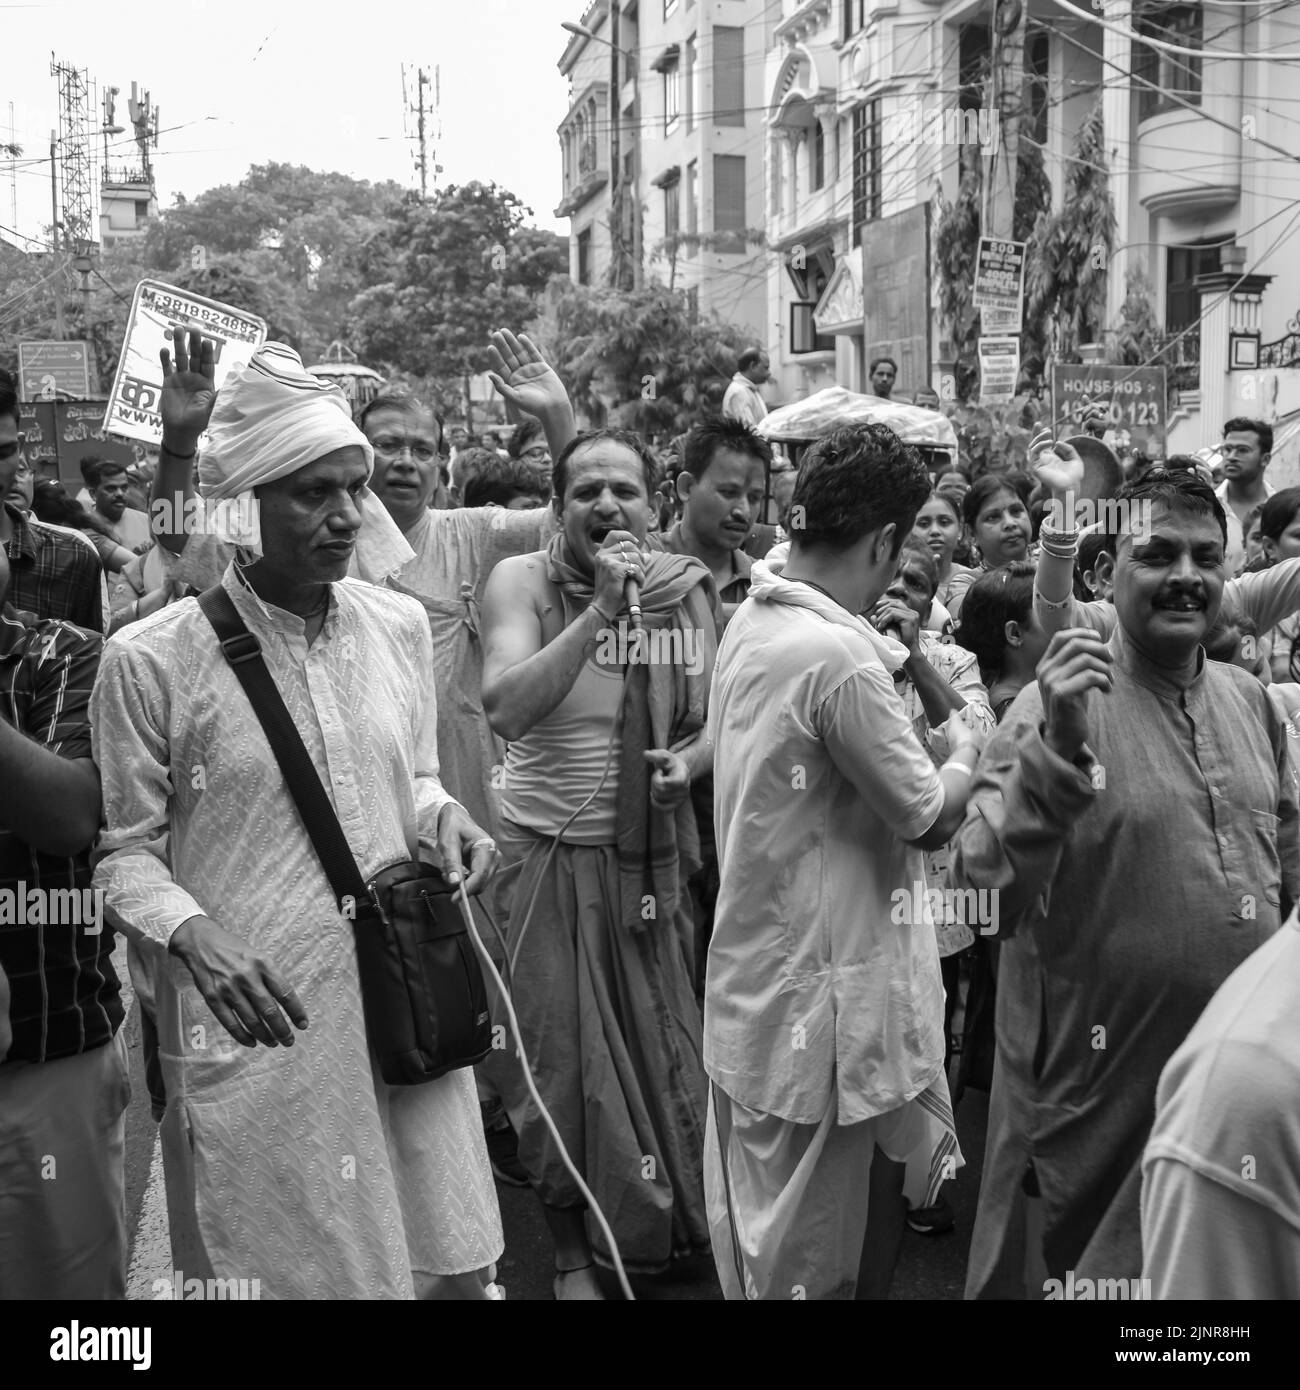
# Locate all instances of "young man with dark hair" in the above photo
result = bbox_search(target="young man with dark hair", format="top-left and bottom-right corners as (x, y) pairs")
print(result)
(869, 356), (898, 400)
(88, 459), (152, 553)
(954, 463), (1299, 1298)
(722, 349), (771, 428)
(705, 423), (988, 1299)
(0, 372), (107, 632)
(507, 418), (552, 500)
(1217, 417), (1275, 575)
(460, 453), (547, 511)
(657, 416), (771, 628)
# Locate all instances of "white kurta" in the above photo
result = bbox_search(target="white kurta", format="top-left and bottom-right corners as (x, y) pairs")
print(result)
(90, 564), (503, 1298)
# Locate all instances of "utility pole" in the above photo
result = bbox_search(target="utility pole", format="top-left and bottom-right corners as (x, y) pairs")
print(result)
(50, 129), (65, 339)
(985, 0), (1026, 243)
(608, 5), (624, 289)
(417, 67), (428, 201)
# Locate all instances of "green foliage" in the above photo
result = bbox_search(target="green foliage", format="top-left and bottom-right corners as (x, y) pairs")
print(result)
(1025, 99), (1115, 357)
(541, 280), (753, 436)
(1107, 265), (1161, 367)
(350, 182), (567, 400)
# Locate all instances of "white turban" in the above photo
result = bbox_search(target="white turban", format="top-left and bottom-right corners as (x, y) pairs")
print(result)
(196, 342), (412, 580)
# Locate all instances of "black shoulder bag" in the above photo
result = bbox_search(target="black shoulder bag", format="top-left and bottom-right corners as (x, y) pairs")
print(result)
(198, 585), (492, 1085)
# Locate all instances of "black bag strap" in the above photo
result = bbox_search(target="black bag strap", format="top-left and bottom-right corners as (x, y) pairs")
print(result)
(197, 584), (376, 920)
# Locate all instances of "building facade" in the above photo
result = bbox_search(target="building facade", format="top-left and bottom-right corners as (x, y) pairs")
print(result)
(759, 0), (1300, 463)
(557, 1), (772, 346)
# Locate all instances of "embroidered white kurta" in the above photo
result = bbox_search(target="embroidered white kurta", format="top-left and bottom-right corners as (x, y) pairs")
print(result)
(90, 564), (503, 1298)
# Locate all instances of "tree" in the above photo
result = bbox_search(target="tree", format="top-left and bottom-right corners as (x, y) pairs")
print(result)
(1108, 265), (1161, 367)
(1025, 99), (1115, 358)
(349, 182), (567, 426)
(539, 280), (753, 437)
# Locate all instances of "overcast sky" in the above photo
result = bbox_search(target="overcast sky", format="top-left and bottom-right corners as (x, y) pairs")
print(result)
(3, 0), (581, 248)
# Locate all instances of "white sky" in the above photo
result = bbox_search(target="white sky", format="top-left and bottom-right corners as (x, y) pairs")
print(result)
(3, 0), (581, 249)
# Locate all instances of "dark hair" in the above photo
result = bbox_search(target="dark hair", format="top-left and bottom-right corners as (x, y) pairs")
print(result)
(32, 479), (119, 539)
(1162, 454), (1204, 473)
(1223, 417), (1273, 456)
(737, 348), (766, 373)
(461, 453), (546, 509)
(88, 459), (130, 488)
(1076, 531), (1111, 600)
(920, 488), (962, 524)
(507, 418), (546, 459)
(955, 561), (1037, 682)
(78, 453), (109, 483)
(356, 390), (445, 455)
(897, 540), (939, 600)
(1103, 467), (1227, 552)
(552, 428), (660, 505)
(1204, 594), (1259, 665)
(1256, 487), (1300, 543)
(0, 368), (17, 430)
(788, 423), (930, 554)
(682, 416), (772, 479)
(961, 472), (1032, 530)
(869, 355), (898, 375)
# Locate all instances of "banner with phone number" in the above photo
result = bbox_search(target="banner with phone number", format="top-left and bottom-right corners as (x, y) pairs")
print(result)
(102, 280), (267, 446)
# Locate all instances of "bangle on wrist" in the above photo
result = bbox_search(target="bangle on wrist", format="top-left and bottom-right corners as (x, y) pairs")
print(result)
(941, 760), (974, 779)
(161, 440), (198, 461)
(1036, 591), (1073, 611)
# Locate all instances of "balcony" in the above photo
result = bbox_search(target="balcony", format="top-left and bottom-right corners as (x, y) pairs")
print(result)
(1153, 329), (1201, 394)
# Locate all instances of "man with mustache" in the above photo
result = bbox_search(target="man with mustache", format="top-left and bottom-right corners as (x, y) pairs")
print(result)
(480, 428), (717, 1297)
(952, 468), (1299, 1298)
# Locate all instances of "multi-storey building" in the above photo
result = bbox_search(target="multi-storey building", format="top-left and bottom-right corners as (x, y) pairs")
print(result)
(557, 1), (772, 345)
(761, 1), (1300, 465)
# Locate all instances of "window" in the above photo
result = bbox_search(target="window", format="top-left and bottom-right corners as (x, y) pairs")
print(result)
(714, 153), (747, 252)
(790, 302), (836, 355)
(811, 121), (825, 192)
(686, 160), (698, 235)
(664, 174), (681, 238)
(842, 0), (865, 43)
(664, 61), (680, 133)
(577, 228), (592, 286)
(684, 35), (697, 130)
(1135, 4), (1202, 120)
(1165, 241), (1219, 332)
(714, 27), (744, 127)
(665, 0), (678, 16)
(851, 100), (882, 247)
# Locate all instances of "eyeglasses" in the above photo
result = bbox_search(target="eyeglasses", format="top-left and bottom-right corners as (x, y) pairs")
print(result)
(372, 436), (438, 464)
(520, 446), (552, 462)
(14, 461), (33, 478)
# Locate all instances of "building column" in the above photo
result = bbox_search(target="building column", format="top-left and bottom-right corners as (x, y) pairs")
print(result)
(1102, 0), (1132, 332)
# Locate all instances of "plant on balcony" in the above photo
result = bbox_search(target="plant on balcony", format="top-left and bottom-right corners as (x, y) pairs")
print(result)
(1025, 99), (1116, 360)
(652, 228), (769, 291)
(1107, 266), (1161, 367)
(537, 280), (754, 437)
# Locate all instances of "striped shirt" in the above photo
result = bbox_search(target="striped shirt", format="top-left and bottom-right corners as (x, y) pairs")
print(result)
(0, 604), (122, 1064)
(3, 503), (108, 633)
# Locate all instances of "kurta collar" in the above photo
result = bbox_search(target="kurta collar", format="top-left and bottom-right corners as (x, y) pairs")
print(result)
(1108, 619), (1205, 702)
(221, 560), (337, 643)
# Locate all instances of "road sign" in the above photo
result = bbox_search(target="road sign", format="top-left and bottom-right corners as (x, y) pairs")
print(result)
(103, 280), (267, 446)
(972, 238), (1025, 334)
(17, 341), (92, 401)
(979, 337), (1021, 404)
(1051, 364), (1168, 459)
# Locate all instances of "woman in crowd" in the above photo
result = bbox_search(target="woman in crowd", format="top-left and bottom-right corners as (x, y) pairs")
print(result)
(1249, 487), (1300, 683)
(31, 479), (137, 573)
(912, 489), (978, 618)
(953, 561), (1049, 722)
(962, 473), (1034, 574)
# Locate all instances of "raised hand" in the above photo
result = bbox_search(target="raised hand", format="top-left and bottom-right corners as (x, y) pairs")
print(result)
(486, 329), (570, 423)
(1038, 629), (1113, 763)
(158, 327), (217, 452)
(1030, 429), (1085, 504)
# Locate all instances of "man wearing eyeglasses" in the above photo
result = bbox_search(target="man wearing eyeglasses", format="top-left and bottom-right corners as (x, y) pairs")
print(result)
(0, 371), (107, 633)
(507, 419), (553, 502)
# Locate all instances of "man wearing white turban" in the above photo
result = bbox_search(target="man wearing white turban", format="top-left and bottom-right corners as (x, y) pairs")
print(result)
(91, 335), (505, 1298)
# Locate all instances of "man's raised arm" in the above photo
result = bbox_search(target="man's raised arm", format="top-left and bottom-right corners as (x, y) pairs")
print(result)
(151, 328), (217, 557)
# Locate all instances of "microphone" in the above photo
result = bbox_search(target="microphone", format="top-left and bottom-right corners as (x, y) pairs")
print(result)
(625, 575), (644, 631)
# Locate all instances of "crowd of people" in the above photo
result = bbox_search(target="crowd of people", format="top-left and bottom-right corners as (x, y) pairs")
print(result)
(1, 324), (1297, 1302)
